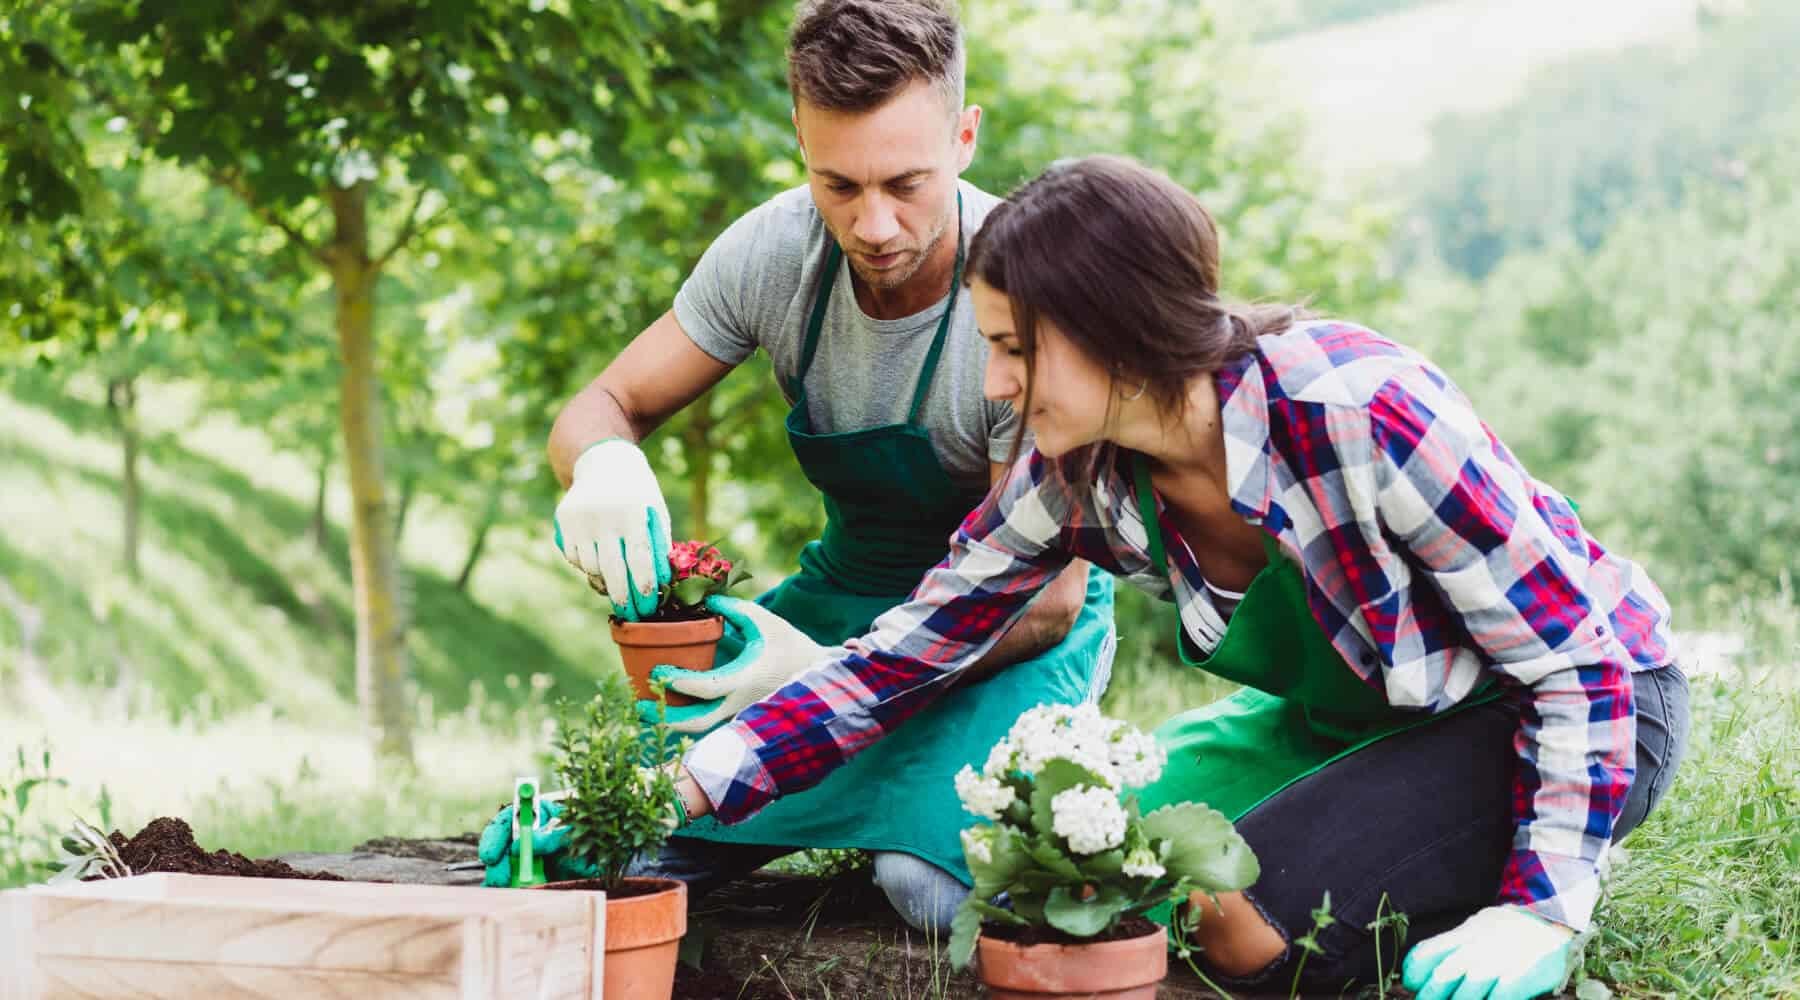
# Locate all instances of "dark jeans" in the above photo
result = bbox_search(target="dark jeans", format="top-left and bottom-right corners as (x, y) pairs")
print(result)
(1202, 662), (1691, 993)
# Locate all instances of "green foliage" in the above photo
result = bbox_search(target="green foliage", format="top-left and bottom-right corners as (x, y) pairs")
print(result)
(1407, 1), (1800, 277)
(1381, 112), (1800, 608)
(0, 745), (66, 887)
(550, 674), (682, 891)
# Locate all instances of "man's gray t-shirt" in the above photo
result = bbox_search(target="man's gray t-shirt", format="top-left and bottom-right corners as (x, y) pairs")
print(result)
(673, 180), (1018, 494)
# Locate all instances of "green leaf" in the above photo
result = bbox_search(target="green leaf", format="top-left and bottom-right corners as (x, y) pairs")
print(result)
(1044, 884), (1131, 938)
(1140, 802), (1258, 891)
(949, 901), (983, 970)
(1078, 848), (1125, 880)
(669, 575), (711, 607)
(1027, 837), (1083, 879)
(968, 825), (1031, 900)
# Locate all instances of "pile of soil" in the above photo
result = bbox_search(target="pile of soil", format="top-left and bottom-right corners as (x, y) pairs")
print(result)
(98, 817), (343, 881)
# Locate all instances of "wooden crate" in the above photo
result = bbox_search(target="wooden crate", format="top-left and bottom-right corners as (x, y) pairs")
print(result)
(0, 873), (606, 999)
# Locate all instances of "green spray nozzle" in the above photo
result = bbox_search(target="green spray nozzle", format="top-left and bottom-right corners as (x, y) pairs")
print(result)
(510, 775), (547, 887)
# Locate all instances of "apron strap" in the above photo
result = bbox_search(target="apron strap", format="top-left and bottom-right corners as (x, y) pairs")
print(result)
(1132, 452), (1170, 580)
(905, 191), (965, 425)
(790, 243), (843, 400)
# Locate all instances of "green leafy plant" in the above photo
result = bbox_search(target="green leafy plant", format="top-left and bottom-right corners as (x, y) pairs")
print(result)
(550, 674), (685, 892)
(948, 703), (1259, 969)
(43, 818), (131, 884)
(2, 745), (68, 887)
(654, 540), (752, 618)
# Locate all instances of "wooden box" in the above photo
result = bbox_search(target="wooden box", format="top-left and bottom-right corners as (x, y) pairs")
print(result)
(0, 873), (605, 999)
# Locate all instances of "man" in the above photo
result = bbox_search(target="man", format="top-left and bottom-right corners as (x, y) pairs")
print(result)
(511, 0), (1116, 931)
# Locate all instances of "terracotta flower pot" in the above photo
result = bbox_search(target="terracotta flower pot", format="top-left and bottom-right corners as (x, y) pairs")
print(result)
(976, 924), (1168, 999)
(611, 616), (724, 706)
(537, 876), (687, 999)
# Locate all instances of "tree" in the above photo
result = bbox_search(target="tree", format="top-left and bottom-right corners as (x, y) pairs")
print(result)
(6, 0), (724, 763)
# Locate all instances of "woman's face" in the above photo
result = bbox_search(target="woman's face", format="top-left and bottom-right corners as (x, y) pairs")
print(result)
(973, 277), (1118, 458)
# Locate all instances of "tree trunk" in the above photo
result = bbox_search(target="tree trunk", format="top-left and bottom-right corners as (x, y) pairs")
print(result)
(106, 375), (141, 580)
(455, 479), (504, 592)
(682, 395), (717, 541)
(311, 448), (331, 552)
(327, 181), (413, 765)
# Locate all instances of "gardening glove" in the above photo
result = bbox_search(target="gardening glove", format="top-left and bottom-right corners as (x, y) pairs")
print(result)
(635, 595), (835, 735)
(475, 802), (599, 887)
(1402, 906), (1578, 1000)
(552, 439), (672, 621)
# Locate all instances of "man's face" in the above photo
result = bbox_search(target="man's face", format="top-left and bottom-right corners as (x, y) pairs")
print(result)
(795, 80), (980, 293)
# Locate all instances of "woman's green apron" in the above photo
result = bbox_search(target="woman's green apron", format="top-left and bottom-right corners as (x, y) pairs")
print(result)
(678, 215), (1116, 885)
(1127, 453), (1499, 921)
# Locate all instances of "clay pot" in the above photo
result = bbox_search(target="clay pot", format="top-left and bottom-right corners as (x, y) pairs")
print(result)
(976, 924), (1168, 999)
(538, 876), (687, 999)
(611, 616), (723, 706)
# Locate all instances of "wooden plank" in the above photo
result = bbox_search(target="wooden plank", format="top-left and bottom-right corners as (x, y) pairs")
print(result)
(1, 875), (607, 1000)
(34, 958), (458, 1000)
(1, 890), (37, 1000)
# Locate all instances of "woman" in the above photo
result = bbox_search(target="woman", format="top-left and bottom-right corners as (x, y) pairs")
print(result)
(670, 155), (1689, 998)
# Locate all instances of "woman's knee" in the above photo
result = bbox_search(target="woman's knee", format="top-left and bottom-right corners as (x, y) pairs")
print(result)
(1186, 890), (1290, 979)
(871, 852), (967, 933)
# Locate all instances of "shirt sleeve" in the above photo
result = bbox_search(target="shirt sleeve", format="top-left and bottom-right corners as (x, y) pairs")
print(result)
(672, 207), (768, 366)
(1367, 374), (1634, 932)
(682, 450), (1079, 823)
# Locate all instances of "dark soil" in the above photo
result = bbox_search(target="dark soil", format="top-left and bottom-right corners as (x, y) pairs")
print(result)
(614, 605), (718, 624)
(538, 876), (674, 899)
(981, 913), (1161, 947)
(673, 963), (792, 1000)
(97, 817), (343, 881)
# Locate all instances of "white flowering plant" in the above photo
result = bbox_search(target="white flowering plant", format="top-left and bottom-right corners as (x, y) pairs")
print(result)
(948, 703), (1259, 968)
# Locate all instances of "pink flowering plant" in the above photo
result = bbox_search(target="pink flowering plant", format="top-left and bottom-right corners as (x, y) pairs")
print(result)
(948, 703), (1260, 968)
(650, 540), (750, 619)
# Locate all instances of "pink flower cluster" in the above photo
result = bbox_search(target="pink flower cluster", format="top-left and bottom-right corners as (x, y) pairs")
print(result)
(669, 540), (732, 583)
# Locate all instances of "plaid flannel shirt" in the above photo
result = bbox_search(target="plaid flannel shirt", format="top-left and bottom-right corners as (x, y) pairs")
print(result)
(684, 321), (1675, 931)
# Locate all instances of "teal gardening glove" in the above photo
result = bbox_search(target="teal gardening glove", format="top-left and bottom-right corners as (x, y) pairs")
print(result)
(635, 595), (831, 735)
(552, 439), (672, 621)
(476, 802), (599, 887)
(1402, 905), (1578, 1000)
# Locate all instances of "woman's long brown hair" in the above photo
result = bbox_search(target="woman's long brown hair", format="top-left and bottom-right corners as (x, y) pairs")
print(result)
(967, 155), (1305, 471)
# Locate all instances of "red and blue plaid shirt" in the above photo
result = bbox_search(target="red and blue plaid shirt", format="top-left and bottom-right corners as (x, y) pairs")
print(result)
(684, 321), (1676, 931)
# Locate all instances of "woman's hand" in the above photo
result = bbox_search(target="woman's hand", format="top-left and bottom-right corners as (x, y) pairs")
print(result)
(1402, 906), (1577, 1000)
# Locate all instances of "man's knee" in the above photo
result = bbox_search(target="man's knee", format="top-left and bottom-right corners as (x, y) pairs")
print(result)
(871, 852), (967, 933)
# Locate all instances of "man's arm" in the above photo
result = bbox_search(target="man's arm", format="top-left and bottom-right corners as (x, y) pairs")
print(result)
(548, 309), (734, 487)
(957, 462), (1087, 681)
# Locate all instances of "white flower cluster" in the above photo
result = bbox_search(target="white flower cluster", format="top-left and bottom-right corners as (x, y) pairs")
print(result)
(961, 826), (994, 865)
(1122, 847), (1165, 879)
(1050, 785), (1128, 854)
(982, 703), (1167, 791)
(954, 765), (1017, 820)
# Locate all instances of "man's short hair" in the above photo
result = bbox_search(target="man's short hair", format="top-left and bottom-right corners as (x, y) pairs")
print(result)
(787, 0), (965, 115)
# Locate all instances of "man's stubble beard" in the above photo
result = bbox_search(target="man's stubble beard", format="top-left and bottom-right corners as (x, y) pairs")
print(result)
(841, 204), (956, 292)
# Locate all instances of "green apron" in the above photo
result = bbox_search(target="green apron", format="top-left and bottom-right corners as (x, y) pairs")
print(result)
(678, 216), (1116, 884)
(1127, 452), (1500, 917)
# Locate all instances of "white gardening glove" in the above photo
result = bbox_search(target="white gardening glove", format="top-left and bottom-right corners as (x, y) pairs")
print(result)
(637, 596), (833, 734)
(552, 439), (671, 621)
(1402, 905), (1578, 1000)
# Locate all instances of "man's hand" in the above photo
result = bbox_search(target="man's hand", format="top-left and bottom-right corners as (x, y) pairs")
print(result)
(475, 802), (598, 887)
(1402, 906), (1578, 1000)
(636, 596), (830, 734)
(552, 440), (672, 621)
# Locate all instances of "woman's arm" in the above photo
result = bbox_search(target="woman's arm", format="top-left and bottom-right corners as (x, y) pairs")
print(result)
(1366, 374), (1634, 933)
(681, 451), (1080, 824)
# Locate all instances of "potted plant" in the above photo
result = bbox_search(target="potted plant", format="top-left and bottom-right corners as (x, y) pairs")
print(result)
(948, 703), (1260, 999)
(609, 539), (750, 706)
(535, 677), (690, 999)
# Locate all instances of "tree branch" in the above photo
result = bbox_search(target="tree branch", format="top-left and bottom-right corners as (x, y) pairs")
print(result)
(209, 167), (331, 268)
(372, 183), (437, 272)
